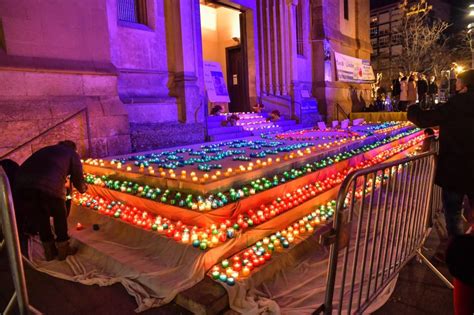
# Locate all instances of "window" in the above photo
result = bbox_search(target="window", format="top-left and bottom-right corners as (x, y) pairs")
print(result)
(117, 0), (147, 25)
(343, 0), (349, 20)
(392, 33), (402, 45)
(296, 1), (304, 56)
(371, 39), (378, 48)
(370, 27), (378, 38)
(378, 36), (389, 47)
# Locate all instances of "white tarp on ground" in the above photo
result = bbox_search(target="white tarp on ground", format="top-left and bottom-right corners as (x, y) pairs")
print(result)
(25, 198), (397, 314)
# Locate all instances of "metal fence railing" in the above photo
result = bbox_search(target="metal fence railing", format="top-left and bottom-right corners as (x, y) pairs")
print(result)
(316, 152), (452, 315)
(0, 167), (40, 314)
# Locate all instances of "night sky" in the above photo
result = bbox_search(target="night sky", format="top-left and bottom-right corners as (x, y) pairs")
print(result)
(370, 0), (470, 31)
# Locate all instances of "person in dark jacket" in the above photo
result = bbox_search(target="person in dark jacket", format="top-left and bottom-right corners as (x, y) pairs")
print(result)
(417, 73), (429, 106)
(428, 76), (438, 96)
(408, 70), (474, 238)
(15, 140), (87, 261)
(392, 75), (402, 111)
(427, 76), (439, 108)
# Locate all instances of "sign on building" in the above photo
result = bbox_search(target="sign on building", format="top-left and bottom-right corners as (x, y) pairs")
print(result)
(203, 61), (230, 103)
(334, 52), (375, 83)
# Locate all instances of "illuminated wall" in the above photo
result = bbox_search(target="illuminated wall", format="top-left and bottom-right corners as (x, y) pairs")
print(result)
(200, 4), (241, 83)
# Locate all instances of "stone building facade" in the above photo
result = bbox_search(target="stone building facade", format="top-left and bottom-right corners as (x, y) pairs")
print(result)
(0, 0), (371, 161)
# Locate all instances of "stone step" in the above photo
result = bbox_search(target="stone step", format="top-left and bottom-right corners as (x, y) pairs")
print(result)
(209, 130), (253, 142)
(275, 119), (297, 127)
(207, 120), (227, 128)
(235, 117), (268, 123)
(207, 126), (245, 136)
(207, 115), (227, 123)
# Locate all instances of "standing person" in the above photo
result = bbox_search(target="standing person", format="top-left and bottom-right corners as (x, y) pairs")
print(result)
(417, 73), (429, 106)
(450, 63), (459, 96)
(428, 75), (438, 96)
(392, 74), (402, 111)
(399, 76), (409, 111)
(408, 70), (474, 238)
(407, 75), (418, 107)
(428, 75), (439, 107)
(15, 140), (87, 261)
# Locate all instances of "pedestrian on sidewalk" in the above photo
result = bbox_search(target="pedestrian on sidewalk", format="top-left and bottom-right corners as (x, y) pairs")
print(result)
(407, 75), (418, 107)
(392, 74), (402, 111)
(428, 76), (438, 99)
(15, 140), (88, 261)
(408, 69), (474, 238)
(417, 73), (429, 107)
(399, 76), (409, 111)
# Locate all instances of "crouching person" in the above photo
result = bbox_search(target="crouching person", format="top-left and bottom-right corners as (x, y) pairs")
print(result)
(16, 140), (87, 261)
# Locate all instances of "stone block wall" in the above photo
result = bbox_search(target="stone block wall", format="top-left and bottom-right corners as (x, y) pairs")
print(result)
(0, 69), (131, 163)
(130, 122), (205, 152)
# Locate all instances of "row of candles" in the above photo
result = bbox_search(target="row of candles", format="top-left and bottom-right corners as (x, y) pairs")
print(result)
(208, 164), (403, 285)
(272, 122), (412, 142)
(76, 133), (424, 252)
(210, 202), (335, 285)
(82, 131), (378, 179)
(83, 128), (421, 212)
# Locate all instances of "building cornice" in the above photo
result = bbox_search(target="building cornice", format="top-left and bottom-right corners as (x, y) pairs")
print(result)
(0, 54), (117, 76)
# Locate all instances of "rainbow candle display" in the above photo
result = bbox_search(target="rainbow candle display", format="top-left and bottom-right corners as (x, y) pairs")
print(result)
(208, 162), (408, 283)
(84, 127), (420, 212)
(84, 124), (416, 184)
(74, 122), (425, 284)
(74, 192), (239, 249)
(75, 130), (424, 252)
(209, 203), (334, 283)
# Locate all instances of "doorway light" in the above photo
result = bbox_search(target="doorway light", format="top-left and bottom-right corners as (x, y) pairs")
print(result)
(200, 5), (217, 30)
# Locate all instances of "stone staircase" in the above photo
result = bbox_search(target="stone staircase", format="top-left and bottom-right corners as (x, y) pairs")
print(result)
(207, 112), (298, 141)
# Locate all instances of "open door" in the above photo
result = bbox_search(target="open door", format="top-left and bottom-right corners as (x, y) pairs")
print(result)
(226, 45), (247, 112)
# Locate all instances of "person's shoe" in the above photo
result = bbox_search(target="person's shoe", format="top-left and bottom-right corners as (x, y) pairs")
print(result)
(42, 241), (57, 261)
(56, 240), (77, 261)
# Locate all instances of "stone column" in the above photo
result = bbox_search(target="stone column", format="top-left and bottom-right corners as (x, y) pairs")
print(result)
(270, 0), (281, 95)
(257, 1), (267, 95)
(286, 0), (300, 120)
(278, 0), (288, 95)
(164, 0), (204, 124)
(263, 0), (273, 94)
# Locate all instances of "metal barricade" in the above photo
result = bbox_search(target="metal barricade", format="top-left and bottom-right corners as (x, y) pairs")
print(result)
(317, 152), (452, 315)
(0, 167), (40, 314)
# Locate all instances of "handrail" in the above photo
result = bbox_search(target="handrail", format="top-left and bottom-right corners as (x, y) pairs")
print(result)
(0, 107), (91, 160)
(0, 167), (39, 314)
(335, 103), (349, 121)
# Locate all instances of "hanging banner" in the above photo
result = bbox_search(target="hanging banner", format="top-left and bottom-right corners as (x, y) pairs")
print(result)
(334, 52), (375, 83)
(203, 61), (230, 103)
